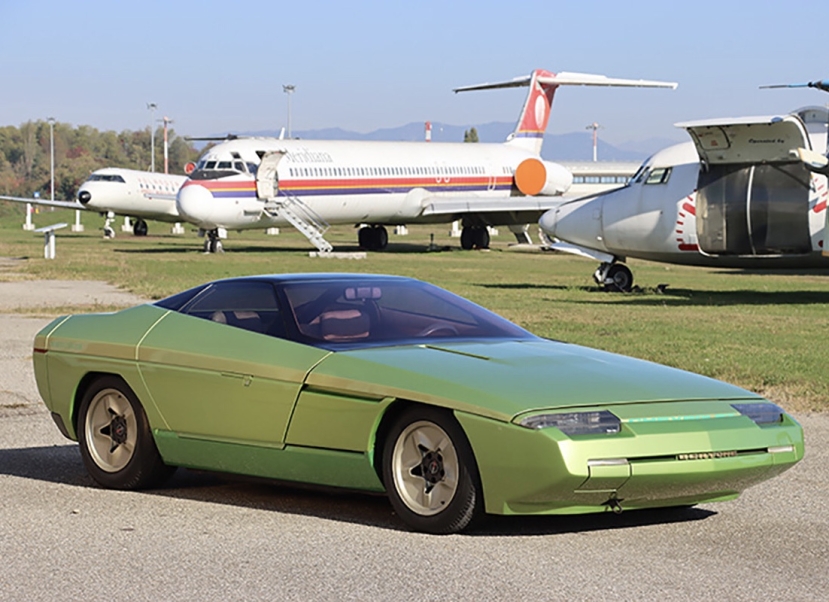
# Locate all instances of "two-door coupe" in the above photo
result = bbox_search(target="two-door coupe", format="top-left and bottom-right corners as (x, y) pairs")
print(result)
(33, 274), (803, 533)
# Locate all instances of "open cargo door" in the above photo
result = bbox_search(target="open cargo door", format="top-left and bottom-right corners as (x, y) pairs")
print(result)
(677, 115), (813, 256)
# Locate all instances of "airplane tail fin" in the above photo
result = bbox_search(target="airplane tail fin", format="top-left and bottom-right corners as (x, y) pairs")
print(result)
(454, 70), (677, 155)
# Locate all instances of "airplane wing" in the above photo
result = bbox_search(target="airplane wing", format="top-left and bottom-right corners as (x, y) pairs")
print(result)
(0, 195), (85, 210)
(676, 115), (811, 165)
(418, 193), (570, 217)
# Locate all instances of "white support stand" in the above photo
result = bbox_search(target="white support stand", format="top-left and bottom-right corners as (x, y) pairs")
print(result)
(265, 227), (280, 235)
(394, 225), (408, 236)
(23, 203), (35, 230)
(450, 220), (461, 237)
(34, 223), (68, 259)
(122, 216), (132, 233)
(71, 210), (84, 232)
(171, 222), (185, 235)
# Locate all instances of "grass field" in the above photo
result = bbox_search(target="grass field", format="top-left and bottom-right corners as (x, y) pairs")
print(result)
(3, 206), (829, 412)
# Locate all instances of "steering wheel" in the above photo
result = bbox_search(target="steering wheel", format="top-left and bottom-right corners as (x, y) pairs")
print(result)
(417, 323), (459, 337)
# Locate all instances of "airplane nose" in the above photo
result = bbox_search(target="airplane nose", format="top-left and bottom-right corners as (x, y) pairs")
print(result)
(78, 190), (91, 204)
(176, 183), (217, 227)
(539, 197), (607, 251)
(539, 207), (558, 238)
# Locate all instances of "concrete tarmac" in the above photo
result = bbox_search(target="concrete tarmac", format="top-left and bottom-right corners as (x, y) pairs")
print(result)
(1, 281), (827, 601)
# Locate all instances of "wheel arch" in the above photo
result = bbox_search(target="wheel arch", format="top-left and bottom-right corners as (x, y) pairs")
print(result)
(370, 398), (482, 487)
(72, 371), (137, 434)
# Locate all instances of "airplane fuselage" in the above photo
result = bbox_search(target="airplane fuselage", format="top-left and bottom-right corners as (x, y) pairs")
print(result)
(541, 110), (829, 284)
(78, 168), (185, 222)
(176, 138), (571, 231)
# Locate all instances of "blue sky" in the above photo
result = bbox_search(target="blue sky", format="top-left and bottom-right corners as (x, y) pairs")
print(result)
(1, 0), (827, 145)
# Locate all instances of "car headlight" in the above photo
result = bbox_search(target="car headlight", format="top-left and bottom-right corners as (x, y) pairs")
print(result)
(731, 402), (784, 425)
(518, 410), (621, 435)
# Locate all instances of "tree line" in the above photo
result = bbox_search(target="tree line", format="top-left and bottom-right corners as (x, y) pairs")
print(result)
(0, 120), (201, 202)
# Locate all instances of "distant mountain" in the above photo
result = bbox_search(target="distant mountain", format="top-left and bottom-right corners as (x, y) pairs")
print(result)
(231, 121), (679, 162)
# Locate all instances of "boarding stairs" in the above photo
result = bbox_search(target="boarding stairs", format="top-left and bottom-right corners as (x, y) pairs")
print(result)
(263, 194), (333, 253)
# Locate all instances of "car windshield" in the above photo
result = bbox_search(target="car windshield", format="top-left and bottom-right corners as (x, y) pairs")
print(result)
(278, 277), (535, 349)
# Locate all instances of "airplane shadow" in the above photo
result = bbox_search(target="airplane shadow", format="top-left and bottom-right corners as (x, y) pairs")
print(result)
(478, 282), (572, 291)
(0, 444), (714, 536)
(574, 287), (829, 307)
(110, 242), (460, 255)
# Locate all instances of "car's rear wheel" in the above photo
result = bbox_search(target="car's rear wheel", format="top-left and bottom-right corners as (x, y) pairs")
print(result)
(77, 376), (175, 490)
(382, 406), (482, 534)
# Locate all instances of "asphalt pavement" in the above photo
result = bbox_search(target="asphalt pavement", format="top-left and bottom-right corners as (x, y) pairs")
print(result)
(1, 281), (827, 601)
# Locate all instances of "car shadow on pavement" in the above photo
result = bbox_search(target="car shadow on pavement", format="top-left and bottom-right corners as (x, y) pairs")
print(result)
(3, 444), (718, 535)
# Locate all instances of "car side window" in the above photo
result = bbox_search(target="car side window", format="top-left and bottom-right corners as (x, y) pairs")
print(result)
(182, 281), (286, 338)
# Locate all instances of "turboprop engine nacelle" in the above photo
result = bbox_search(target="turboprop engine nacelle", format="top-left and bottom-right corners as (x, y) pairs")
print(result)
(514, 158), (573, 196)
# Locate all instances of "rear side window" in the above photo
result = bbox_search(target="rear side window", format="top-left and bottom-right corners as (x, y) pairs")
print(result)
(181, 281), (286, 337)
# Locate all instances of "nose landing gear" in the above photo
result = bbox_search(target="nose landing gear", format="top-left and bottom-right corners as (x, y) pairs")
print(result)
(594, 262), (633, 292)
(202, 229), (224, 253)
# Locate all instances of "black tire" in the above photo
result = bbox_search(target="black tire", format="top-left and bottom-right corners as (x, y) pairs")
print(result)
(474, 227), (490, 249)
(605, 263), (634, 292)
(358, 226), (370, 249)
(375, 226), (388, 250)
(77, 375), (175, 490)
(382, 406), (482, 534)
(133, 219), (148, 236)
(460, 227), (475, 250)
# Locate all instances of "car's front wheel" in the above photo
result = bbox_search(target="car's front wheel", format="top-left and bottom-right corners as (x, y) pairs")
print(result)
(77, 376), (175, 489)
(382, 406), (482, 534)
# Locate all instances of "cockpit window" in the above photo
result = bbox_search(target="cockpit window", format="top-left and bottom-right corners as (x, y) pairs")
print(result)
(189, 157), (253, 181)
(87, 174), (126, 183)
(644, 167), (671, 185)
(630, 156), (653, 185)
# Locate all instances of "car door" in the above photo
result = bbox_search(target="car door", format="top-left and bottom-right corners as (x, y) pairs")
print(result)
(137, 280), (329, 446)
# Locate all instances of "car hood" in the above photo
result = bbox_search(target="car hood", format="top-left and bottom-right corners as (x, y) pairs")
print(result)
(304, 338), (760, 422)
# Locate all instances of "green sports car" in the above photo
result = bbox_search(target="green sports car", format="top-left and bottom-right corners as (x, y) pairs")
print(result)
(33, 273), (803, 533)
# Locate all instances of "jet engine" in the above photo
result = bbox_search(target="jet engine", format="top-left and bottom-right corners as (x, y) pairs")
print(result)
(514, 158), (573, 196)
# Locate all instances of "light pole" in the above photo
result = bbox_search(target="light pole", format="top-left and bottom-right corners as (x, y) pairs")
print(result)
(47, 117), (55, 200)
(586, 122), (602, 162)
(147, 102), (157, 171)
(160, 116), (173, 174)
(283, 85), (295, 138)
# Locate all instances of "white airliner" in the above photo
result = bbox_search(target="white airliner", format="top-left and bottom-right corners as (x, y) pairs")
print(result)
(175, 69), (676, 253)
(539, 105), (829, 291)
(1, 167), (186, 237)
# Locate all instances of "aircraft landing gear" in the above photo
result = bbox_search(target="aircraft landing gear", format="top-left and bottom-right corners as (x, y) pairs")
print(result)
(358, 225), (388, 251)
(133, 219), (148, 236)
(203, 229), (224, 254)
(594, 262), (633, 292)
(460, 226), (490, 250)
(103, 212), (116, 239)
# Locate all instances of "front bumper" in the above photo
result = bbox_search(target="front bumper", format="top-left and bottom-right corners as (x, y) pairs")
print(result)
(457, 406), (803, 515)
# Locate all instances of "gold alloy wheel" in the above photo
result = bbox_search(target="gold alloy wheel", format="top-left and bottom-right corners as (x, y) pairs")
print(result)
(83, 388), (138, 473)
(391, 420), (460, 516)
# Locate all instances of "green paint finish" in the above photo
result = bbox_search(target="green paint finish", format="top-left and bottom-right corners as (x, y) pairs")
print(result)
(44, 305), (168, 360)
(38, 352), (150, 439)
(153, 430), (384, 492)
(286, 390), (392, 452)
(456, 407), (803, 516)
(309, 340), (759, 423)
(137, 312), (329, 445)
